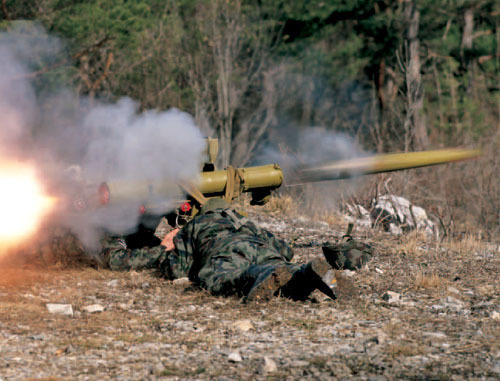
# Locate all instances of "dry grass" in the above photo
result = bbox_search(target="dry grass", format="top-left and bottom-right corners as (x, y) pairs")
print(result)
(413, 271), (448, 290)
(263, 194), (297, 215)
(444, 233), (487, 254)
(385, 342), (425, 357)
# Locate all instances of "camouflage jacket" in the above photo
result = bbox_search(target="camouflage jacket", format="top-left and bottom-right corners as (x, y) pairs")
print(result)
(165, 204), (294, 281)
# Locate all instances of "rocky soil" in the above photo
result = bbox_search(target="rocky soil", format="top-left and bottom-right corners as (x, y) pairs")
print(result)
(0, 209), (499, 380)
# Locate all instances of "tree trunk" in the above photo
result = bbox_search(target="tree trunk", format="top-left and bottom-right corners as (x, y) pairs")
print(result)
(405, 0), (428, 149)
(461, 7), (476, 97)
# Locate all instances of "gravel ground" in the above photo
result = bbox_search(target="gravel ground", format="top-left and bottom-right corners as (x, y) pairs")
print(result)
(0, 209), (499, 380)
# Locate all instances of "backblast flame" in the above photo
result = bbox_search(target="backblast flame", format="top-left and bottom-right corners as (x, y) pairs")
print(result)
(0, 162), (55, 249)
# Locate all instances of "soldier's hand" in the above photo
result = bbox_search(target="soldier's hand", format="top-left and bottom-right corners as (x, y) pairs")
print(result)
(161, 228), (179, 251)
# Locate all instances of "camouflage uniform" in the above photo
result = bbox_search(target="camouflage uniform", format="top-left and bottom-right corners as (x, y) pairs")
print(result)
(100, 234), (168, 272)
(100, 199), (324, 299)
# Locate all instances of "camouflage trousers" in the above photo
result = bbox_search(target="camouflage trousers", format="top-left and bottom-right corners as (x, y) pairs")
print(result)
(196, 239), (302, 297)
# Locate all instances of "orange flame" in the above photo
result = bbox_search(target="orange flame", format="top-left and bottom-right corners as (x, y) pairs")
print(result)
(0, 161), (55, 251)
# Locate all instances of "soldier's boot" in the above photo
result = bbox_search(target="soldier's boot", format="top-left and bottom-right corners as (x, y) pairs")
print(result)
(280, 258), (337, 301)
(245, 265), (294, 302)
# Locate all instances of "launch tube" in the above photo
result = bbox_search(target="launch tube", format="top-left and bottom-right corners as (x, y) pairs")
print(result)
(99, 149), (479, 206)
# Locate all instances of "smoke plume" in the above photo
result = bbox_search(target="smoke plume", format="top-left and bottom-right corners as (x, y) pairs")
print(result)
(0, 23), (204, 248)
(254, 125), (368, 213)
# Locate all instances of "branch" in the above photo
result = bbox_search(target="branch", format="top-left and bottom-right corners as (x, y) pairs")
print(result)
(478, 53), (500, 64)
(90, 52), (113, 91)
(12, 36), (110, 80)
(1, 0), (10, 21)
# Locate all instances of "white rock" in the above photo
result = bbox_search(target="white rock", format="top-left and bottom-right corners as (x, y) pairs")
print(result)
(375, 267), (384, 274)
(492, 362), (500, 374)
(444, 296), (464, 307)
(447, 286), (460, 294)
(374, 195), (436, 237)
(400, 299), (416, 307)
(491, 311), (500, 321)
(83, 304), (105, 314)
(173, 277), (190, 286)
(46, 303), (73, 316)
(437, 296), (465, 312)
(343, 270), (356, 277)
(262, 357), (277, 373)
(345, 204), (372, 228)
(376, 331), (388, 344)
(382, 291), (401, 304)
(389, 223), (403, 235)
(290, 360), (309, 367)
(231, 319), (254, 332)
(228, 352), (242, 362)
(431, 304), (446, 311)
(423, 332), (447, 339)
(106, 279), (118, 287)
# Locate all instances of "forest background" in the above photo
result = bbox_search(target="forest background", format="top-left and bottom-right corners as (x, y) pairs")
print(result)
(1, 0), (499, 238)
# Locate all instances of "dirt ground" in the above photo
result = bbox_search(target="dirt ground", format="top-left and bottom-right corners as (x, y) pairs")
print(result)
(0, 209), (499, 380)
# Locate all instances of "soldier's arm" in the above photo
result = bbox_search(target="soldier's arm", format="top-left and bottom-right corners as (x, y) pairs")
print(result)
(100, 235), (168, 271)
(165, 224), (195, 280)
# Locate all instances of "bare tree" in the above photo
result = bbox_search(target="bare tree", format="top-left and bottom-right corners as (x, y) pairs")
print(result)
(184, 0), (280, 167)
(403, 0), (428, 150)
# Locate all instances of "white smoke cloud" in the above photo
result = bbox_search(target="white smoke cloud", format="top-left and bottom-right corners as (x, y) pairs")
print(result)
(254, 125), (369, 214)
(0, 23), (205, 248)
(255, 126), (366, 176)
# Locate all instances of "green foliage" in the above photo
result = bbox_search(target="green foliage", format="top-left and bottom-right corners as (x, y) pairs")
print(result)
(48, 0), (152, 49)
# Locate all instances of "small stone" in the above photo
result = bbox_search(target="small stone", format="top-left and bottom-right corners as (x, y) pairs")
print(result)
(492, 362), (500, 374)
(290, 360), (309, 367)
(376, 331), (388, 344)
(106, 279), (118, 287)
(153, 361), (166, 375)
(173, 277), (190, 286)
(431, 304), (445, 311)
(30, 334), (45, 341)
(343, 270), (356, 277)
(375, 268), (384, 274)
(447, 286), (460, 294)
(228, 352), (242, 362)
(443, 296), (464, 311)
(382, 291), (400, 304)
(472, 301), (494, 309)
(445, 296), (464, 305)
(262, 357), (277, 373)
(83, 304), (105, 314)
(368, 376), (387, 381)
(400, 300), (416, 307)
(55, 345), (73, 356)
(141, 282), (150, 289)
(423, 332), (447, 339)
(491, 311), (500, 321)
(46, 303), (73, 316)
(231, 319), (254, 332)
